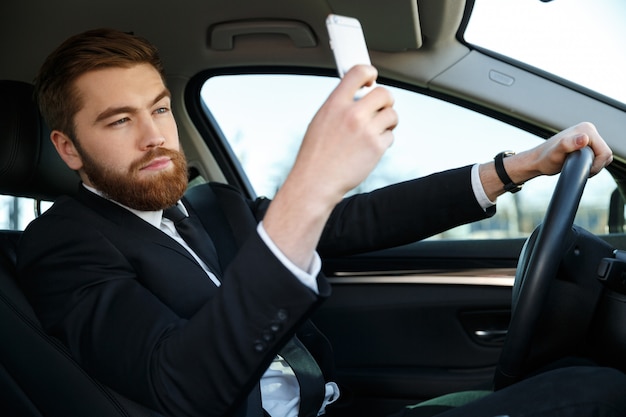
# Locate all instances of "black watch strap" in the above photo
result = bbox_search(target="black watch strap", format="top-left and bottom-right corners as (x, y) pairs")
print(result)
(494, 151), (522, 193)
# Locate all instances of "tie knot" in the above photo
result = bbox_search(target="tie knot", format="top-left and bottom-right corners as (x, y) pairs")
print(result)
(163, 205), (186, 223)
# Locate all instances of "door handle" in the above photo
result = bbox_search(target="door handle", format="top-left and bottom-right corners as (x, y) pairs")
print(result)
(474, 329), (508, 343)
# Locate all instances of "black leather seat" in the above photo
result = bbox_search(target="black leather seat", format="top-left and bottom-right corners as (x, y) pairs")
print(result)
(0, 80), (162, 416)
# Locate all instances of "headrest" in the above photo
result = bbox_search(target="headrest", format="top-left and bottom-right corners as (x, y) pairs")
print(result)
(0, 80), (77, 201)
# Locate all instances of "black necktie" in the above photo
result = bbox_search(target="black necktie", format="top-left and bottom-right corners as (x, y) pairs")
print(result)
(163, 205), (223, 276)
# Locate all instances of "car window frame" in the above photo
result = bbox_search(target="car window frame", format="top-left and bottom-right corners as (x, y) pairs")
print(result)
(185, 67), (622, 240)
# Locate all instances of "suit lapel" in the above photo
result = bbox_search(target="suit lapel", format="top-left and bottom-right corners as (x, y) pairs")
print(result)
(75, 186), (204, 269)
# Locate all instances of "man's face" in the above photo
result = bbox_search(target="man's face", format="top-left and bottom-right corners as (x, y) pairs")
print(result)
(70, 63), (187, 211)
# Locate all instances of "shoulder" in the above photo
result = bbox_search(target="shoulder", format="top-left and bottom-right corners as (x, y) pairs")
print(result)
(187, 182), (271, 219)
(18, 195), (126, 266)
(23, 196), (91, 234)
(23, 195), (110, 236)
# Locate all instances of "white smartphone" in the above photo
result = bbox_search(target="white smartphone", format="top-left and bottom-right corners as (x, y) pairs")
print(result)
(326, 14), (375, 99)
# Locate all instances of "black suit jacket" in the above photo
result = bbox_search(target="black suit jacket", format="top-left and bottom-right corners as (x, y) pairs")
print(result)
(17, 165), (493, 416)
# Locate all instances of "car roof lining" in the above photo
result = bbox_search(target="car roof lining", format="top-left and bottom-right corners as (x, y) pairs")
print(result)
(3, 0), (625, 178)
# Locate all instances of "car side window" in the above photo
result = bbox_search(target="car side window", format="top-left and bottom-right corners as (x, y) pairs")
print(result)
(0, 196), (41, 231)
(200, 74), (619, 240)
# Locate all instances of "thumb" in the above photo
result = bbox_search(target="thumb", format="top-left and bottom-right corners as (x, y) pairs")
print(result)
(572, 133), (590, 150)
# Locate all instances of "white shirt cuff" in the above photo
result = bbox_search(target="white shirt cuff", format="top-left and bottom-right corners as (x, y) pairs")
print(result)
(471, 163), (496, 210)
(257, 222), (321, 294)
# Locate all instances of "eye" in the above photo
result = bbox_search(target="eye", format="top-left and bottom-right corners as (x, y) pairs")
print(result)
(109, 117), (130, 126)
(154, 107), (170, 115)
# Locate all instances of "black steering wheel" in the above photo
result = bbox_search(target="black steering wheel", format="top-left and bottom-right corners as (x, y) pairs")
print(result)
(494, 146), (594, 390)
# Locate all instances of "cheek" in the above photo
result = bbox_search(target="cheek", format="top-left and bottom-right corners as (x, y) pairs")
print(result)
(163, 118), (181, 149)
(83, 139), (135, 173)
(75, 123), (140, 167)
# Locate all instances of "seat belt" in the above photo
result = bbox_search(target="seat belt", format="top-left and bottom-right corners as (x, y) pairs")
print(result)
(279, 336), (327, 417)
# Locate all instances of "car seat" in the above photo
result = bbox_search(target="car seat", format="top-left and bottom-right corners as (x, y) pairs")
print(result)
(0, 80), (164, 417)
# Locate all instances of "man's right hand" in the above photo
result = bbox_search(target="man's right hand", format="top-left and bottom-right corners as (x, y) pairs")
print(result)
(262, 65), (398, 271)
(293, 64), (398, 200)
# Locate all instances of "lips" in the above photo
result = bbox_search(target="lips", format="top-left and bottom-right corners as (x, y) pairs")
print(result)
(140, 156), (172, 171)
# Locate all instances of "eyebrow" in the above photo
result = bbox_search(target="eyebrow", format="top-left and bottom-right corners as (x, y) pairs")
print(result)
(93, 88), (171, 124)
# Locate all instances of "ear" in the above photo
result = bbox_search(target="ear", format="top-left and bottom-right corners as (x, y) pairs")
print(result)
(50, 130), (84, 171)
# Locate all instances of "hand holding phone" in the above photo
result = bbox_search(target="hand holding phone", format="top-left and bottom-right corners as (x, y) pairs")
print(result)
(326, 14), (375, 99)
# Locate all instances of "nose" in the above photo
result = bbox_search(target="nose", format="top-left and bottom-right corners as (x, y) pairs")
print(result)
(138, 116), (166, 150)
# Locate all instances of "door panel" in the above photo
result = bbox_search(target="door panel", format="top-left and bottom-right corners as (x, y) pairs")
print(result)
(315, 238), (524, 416)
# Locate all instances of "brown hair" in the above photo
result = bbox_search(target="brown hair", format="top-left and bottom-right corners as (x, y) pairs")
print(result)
(34, 28), (165, 140)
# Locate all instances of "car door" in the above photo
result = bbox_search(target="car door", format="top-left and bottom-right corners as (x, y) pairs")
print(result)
(187, 71), (623, 417)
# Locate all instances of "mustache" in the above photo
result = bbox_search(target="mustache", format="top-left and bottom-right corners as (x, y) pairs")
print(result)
(129, 147), (186, 172)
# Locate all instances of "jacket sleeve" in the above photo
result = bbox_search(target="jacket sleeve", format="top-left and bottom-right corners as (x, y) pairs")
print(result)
(318, 165), (495, 256)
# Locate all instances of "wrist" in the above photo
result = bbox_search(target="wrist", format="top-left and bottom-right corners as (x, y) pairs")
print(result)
(494, 151), (523, 193)
(480, 150), (541, 201)
(262, 174), (336, 270)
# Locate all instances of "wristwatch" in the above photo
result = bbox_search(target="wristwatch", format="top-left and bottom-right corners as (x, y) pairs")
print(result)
(494, 151), (522, 193)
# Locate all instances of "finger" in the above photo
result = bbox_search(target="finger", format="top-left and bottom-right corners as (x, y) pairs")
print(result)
(587, 135), (613, 161)
(574, 124), (614, 175)
(572, 133), (590, 149)
(589, 142), (614, 176)
(357, 84), (395, 113)
(379, 129), (395, 151)
(568, 133), (613, 176)
(374, 106), (399, 136)
(331, 64), (378, 101)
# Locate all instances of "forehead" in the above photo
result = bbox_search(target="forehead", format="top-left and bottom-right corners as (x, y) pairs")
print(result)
(73, 64), (167, 114)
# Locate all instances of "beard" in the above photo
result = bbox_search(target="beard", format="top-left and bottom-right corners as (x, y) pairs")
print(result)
(79, 147), (188, 211)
